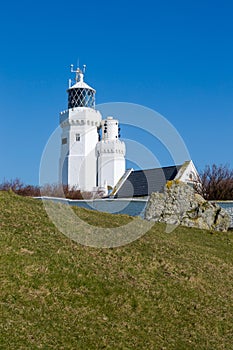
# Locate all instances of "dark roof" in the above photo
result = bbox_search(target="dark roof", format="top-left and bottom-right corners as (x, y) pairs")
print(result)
(115, 165), (182, 198)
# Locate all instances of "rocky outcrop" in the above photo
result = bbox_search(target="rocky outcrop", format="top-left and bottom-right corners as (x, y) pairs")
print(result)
(144, 181), (230, 232)
(212, 204), (233, 228)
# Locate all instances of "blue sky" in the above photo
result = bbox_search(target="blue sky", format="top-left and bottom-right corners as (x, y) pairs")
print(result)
(0, 0), (232, 184)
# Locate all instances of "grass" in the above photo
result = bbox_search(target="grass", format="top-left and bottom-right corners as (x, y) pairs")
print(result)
(1, 191), (233, 349)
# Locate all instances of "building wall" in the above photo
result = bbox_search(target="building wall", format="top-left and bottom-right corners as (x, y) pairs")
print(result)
(59, 107), (101, 191)
(96, 116), (126, 188)
(97, 152), (126, 188)
(175, 160), (199, 185)
(96, 139), (126, 188)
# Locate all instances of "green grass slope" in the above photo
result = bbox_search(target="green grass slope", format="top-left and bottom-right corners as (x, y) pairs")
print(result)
(1, 191), (233, 350)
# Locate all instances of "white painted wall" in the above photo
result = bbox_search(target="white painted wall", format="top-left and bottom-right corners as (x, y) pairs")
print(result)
(59, 107), (102, 191)
(97, 151), (126, 188)
(96, 116), (126, 188)
(175, 160), (199, 185)
(101, 116), (119, 141)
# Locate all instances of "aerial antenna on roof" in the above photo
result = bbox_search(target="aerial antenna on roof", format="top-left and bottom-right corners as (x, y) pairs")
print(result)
(70, 63), (86, 83)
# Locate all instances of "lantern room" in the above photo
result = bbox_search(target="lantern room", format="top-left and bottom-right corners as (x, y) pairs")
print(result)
(67, 65), (95, 109)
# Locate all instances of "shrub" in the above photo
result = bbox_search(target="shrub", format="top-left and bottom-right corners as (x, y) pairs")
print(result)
(0, 179), (93, 200)
(196, 164), (233, 200)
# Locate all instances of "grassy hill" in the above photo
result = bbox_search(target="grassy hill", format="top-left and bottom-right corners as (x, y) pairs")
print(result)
(1, 191), (233, 350)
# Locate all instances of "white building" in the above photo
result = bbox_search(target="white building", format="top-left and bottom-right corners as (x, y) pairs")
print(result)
(59, 65), (199, 197)
(96, 117), (126, 189)
(59, 66), (126, 192)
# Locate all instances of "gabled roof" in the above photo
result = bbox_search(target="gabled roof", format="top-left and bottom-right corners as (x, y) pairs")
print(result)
(114, 165), (182, 198)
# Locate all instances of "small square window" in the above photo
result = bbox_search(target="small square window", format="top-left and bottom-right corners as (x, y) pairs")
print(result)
(76, 133), (81, 141)
(62, 138), (67, 145)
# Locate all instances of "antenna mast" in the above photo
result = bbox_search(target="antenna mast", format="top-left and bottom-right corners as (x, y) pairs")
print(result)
(70, 63), (86, 83)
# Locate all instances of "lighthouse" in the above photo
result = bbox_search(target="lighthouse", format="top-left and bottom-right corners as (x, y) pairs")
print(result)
(59, 65), (126, 193)
(59, 65), (102, 191)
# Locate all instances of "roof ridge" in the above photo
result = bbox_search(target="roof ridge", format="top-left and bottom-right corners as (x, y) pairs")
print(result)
(132, 164), (182, 173)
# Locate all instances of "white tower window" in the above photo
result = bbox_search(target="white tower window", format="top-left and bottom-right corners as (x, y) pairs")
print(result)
(62, 138), (67, 145)
(76, 133), (81, 141)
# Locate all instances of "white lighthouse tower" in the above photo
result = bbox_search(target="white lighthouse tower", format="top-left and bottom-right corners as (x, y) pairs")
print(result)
(59, 65), (102, 191)
(96, 116), (126, 189)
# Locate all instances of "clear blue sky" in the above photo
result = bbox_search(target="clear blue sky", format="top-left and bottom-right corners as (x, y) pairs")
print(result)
(0, 0), (232, 185)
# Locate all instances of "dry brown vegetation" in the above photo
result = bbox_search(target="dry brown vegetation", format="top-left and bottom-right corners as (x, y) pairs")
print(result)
(196, 164), (233, 200)
(0, 178), (93, 199)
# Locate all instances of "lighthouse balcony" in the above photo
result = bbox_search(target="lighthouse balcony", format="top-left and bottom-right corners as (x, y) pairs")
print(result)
(96, 139), (126, 156)
(60, 108), (102, 126)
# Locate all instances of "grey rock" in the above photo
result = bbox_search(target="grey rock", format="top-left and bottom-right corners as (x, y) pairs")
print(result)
(144, 181), (231, 232)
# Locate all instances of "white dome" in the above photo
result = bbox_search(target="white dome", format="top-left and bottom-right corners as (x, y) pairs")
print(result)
(68, 80), (95, 92)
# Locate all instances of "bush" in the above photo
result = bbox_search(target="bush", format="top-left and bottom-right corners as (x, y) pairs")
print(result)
(0, 179), (93, 200)
(196, 164), (233, 200)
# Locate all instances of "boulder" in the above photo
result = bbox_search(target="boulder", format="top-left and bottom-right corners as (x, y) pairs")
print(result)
(144, 181), (230, 232)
